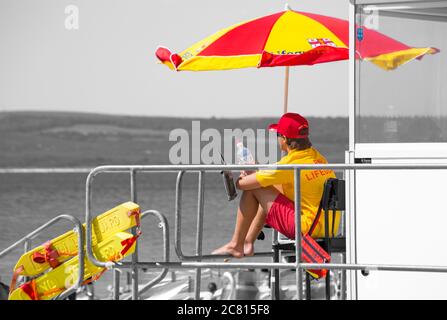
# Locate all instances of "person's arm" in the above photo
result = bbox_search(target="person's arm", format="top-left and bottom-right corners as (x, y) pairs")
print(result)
(236, 172), (261, 190)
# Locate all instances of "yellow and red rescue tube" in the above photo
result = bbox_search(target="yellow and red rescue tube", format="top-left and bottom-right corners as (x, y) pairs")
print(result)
(8, 232), (139, 300)
(155, 10), (438, 71)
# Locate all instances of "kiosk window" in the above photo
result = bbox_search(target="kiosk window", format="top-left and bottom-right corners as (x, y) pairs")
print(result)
(356, 2), (447, 143)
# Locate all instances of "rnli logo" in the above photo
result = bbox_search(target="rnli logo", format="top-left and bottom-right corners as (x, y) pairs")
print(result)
(275, 50), (304, 55)
(307, 38), (337, 48)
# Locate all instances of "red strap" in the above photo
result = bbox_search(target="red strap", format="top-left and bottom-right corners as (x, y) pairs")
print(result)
(120, 233), (140, 256)
(21, 279), (64, 300)
(32, 241), (61, 269)
(123, 209), (142, 256)
(20, 279), (39, 300)
(9, 265), (24, 295)
(81, 251), (122, 286)
(40, 287), (64, 299)
(128, 209), (141, 229)
(82, 269), (106, 286)
(308, 199), (324, 237)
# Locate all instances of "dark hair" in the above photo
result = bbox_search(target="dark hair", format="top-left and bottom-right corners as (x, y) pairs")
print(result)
(277, 128), (312, 150)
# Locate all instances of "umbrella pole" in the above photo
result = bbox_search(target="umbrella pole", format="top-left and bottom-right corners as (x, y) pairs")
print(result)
(283, 66), (290, 114)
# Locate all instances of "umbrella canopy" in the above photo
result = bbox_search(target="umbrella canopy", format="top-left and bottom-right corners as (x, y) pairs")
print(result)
(156, 9), (438, 72)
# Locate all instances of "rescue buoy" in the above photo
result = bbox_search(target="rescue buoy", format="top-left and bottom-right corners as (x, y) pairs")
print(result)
(13, 202), (140, 277)
(8, 231), (137, 300)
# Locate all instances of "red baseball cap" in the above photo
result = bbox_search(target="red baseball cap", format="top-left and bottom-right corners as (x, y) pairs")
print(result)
(268, 113), (309, 139)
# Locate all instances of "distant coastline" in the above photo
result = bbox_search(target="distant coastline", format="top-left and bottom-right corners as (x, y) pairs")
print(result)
(0, 111), (349, 167)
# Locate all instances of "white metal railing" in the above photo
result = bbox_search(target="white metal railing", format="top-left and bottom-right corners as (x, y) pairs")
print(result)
(0, 168), (92, 174)
(3, 163), (447, 300)
(84, 163), (447, 300)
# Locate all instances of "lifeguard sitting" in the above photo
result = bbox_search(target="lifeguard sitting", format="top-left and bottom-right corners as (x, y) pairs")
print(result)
(212, 113), (340, 258)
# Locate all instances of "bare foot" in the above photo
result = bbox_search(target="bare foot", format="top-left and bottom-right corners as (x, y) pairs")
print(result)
(211, 243), (244, 258)
(244, 242), (254, 257)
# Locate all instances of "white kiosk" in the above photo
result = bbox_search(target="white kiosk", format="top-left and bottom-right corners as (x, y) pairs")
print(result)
(347, 0), (447, 299)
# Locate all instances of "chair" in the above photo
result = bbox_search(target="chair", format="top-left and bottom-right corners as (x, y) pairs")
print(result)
(264, 178), (346, 300)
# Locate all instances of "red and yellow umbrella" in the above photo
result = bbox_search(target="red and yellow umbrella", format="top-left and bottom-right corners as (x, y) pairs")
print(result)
(155, 8), (438, 111)
(156, 9), (437, 71)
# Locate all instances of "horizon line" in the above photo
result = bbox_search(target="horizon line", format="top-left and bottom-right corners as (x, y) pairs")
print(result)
(0, 109), (349, 119)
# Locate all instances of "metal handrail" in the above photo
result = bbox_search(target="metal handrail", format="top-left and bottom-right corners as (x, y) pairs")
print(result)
(194, 171), (205, 300)
(4, 163), (447, 300)
(175, 170), (274, 300)
(121, 209), (170, 300)
(174, 171), (274, 261)
(0, 168), (92, 174)
(0, 214), (85, 299)
(113, 261), (447, 273)
(85, 163), (447, 301)
(129, 169), (139, 300)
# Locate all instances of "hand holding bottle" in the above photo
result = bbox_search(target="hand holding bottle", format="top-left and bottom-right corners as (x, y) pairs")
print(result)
(236, 141), (256, 176)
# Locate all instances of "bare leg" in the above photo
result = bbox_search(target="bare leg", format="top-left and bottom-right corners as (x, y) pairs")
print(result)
(244, 205), (266, 257)
(212, 190), (259, 258)
(212, 187), (280, 258)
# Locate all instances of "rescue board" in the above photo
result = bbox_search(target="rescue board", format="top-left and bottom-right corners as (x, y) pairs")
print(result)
(13, 201), (140, 277)
(8, 231), (136, 300)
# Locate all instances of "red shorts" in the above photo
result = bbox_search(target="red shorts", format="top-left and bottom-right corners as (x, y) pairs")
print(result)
(265, 193), (296, 239)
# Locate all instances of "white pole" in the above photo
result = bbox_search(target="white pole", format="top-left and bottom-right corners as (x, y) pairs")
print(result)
(282, 4), (291, 115)
(283, 66), (290, 114)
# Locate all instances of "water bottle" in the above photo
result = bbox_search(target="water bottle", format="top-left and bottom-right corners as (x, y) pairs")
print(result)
(236, 141), (255, 165)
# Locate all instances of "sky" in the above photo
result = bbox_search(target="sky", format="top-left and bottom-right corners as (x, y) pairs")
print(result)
(0, 0), (350, 118)
(0, 0), (445, 118)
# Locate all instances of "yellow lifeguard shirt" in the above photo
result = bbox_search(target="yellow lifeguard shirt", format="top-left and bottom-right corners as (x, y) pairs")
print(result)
(255, 147), (340, 238)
